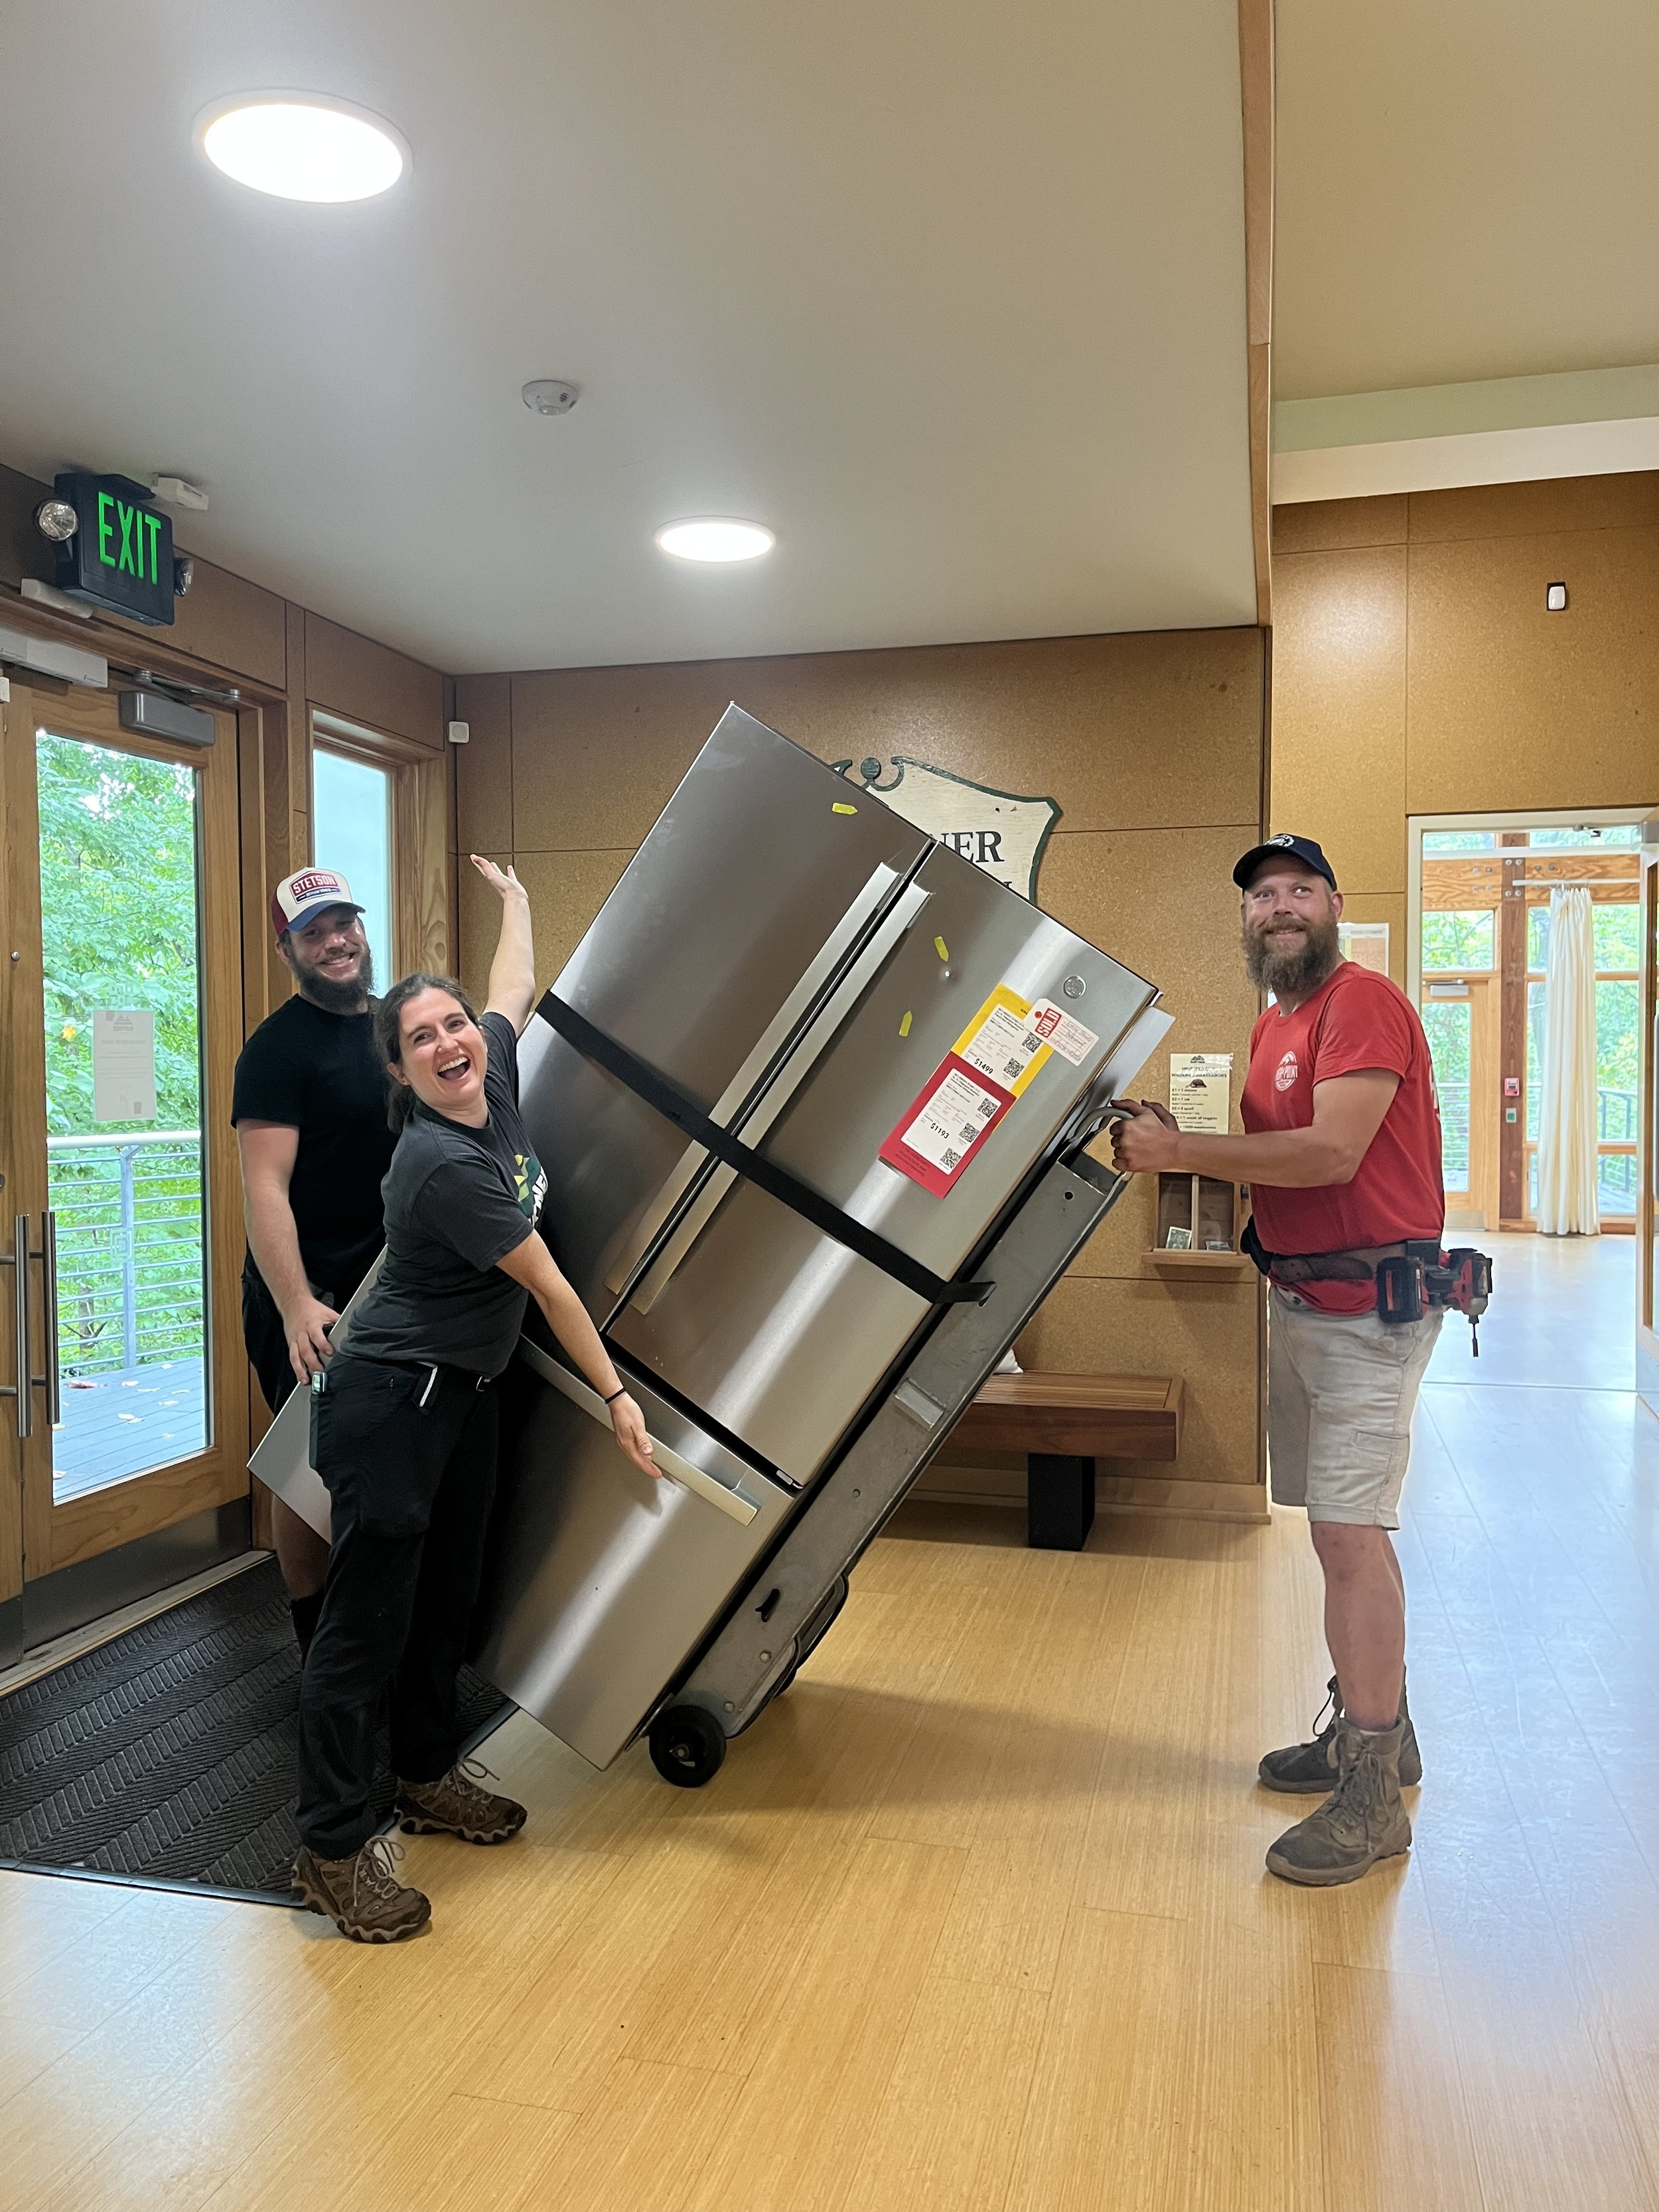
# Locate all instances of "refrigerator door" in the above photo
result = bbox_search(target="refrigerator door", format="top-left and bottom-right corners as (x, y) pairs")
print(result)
(472, 1345), (795, 1767)
(609, 839), (1158, 1483)
(516, 706), (931, 1321)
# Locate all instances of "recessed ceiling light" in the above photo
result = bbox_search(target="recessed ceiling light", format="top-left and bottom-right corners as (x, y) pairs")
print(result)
(195, 94), (409, 202)
(655, 518), (775, 563)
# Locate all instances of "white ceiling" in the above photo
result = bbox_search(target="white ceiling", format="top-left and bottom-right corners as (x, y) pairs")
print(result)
(0, 1), (1258, 674)
(1275, 0), (1659, 403)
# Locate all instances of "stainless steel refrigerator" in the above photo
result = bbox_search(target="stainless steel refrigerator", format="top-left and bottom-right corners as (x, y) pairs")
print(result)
(253, 704), (1169, 1786)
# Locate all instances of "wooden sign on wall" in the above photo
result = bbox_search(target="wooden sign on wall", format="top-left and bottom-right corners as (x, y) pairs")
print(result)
(833, 755), (1061, 901)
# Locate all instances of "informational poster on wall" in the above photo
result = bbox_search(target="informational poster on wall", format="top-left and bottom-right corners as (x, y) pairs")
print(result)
(93, 1009), (157, 1122)
(1338, 921), (1390, 976)
(1169, 1051), (1232, 1134)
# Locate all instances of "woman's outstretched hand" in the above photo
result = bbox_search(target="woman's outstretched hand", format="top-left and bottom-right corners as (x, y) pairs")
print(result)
(609, 1392), (658, 1478)
(470, 853), (526, 902)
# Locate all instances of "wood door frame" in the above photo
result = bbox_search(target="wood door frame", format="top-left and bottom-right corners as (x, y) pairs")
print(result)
(1638, 831), (1659, 1405)
(1, 678), (249, 1579)
(311, 709), (451, 978)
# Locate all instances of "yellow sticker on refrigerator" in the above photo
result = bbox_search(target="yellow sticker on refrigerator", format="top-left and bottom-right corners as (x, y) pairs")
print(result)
(952, 984), (1099, 1099)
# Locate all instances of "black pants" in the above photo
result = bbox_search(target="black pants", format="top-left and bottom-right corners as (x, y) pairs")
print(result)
(295, 1353), (499, 1860)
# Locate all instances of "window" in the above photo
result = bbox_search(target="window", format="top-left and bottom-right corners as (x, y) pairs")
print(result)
(312, 747), (395, 988)
(1526, 899), (1641, 1217)
(1423, 830), (1495, 854)
(1421, 1000), (1471, 1193)
(1421, 910), (1494, 971)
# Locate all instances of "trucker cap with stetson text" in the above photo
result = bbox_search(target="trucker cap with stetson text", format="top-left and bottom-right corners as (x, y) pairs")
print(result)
(269, 867), (365, 942)
(1231, 833), (1337, 892)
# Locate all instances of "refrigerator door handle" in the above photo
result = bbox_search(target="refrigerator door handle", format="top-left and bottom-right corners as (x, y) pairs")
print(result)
(603, 862), (906, 1297)
(626, 879), (933, 1313)
(516, 1338), (761, 1526)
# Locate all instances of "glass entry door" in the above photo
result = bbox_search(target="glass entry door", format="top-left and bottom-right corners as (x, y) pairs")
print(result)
(0, 677), (248, 1601)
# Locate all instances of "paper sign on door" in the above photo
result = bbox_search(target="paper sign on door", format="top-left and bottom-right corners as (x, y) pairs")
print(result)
(880, 982), (1098, 1197)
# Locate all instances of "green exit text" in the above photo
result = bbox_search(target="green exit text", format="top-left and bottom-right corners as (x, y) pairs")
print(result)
(97, 493), (164, 585)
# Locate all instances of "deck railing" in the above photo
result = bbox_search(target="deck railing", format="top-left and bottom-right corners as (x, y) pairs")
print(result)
(45, 1131), (205, 1377)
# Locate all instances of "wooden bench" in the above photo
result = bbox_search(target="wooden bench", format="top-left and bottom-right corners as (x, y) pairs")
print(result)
(944, 1372), (1185, 1550)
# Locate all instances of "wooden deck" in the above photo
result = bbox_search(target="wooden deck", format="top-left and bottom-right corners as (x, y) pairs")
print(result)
(53, 1360), (206, 1503)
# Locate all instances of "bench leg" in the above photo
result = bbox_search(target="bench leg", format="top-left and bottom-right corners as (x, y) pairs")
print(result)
(1027, 1454), (1096, 1550)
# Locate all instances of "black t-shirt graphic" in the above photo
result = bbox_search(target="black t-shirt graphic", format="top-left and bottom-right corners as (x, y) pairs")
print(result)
(344, 1013), (549, 1377)
(231, 995), (397, 1301)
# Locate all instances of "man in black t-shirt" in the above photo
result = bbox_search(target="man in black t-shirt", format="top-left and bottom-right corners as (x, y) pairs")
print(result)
(232, 868), (397, 1655)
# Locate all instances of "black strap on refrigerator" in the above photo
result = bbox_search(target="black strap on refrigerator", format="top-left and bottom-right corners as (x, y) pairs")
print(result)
(538, 992), (994, 1307)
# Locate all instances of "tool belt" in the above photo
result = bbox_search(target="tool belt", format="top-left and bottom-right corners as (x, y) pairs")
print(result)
(1242, 1217), (1494, 1353)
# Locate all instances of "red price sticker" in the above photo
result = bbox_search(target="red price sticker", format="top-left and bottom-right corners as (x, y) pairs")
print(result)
(879, 1053), (1015, 1197)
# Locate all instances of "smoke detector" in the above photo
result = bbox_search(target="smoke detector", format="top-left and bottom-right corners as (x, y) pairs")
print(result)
(522, 380), (579, 416)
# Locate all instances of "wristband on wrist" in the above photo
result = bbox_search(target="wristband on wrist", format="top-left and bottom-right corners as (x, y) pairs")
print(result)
(602, 1384), (627, 1405)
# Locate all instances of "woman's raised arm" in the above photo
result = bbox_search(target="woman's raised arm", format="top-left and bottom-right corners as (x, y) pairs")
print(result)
(470, 854), (537, 1033)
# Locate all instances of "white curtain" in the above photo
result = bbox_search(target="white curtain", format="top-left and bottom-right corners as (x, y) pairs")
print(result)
(1535, 885), (1601, 1236)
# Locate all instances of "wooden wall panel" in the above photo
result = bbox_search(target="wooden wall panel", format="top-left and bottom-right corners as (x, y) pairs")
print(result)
(454, 673), (513, 853)
(1271, 546), (1408, 894)
(104, 557), (287, 688)
(512, 629), (1266, 853)
(1407, 471), (1659, 545)
(1271, 494), (1408, 556)
(1406, 528), (1659, 815)
(1271, 476), (1659, 935)
(305, 612), (445, 749)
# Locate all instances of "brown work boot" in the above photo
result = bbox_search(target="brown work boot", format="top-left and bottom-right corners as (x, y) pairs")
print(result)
(1258, 1672), (1421, 1793)
(293, 1835), (431, 1942)
(1265, 1716), (1413, 1887)
(396, 1757), (527, 1844)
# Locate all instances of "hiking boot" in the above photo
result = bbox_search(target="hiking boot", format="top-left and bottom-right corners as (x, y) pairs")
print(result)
(396, 1757), (527, 1845)
(1258, 1672), (1421, 1793)
(1265, 1717), (1413, 1887)
(293, 1835), (431, 1942)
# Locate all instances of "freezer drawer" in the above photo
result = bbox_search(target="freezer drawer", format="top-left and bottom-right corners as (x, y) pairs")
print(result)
(609, 839), (1157, 1483)
(471, 1345), (796, 1767)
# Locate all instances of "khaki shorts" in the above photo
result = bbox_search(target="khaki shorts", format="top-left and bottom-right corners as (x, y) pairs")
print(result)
(1267, 1288), (1441, 1528)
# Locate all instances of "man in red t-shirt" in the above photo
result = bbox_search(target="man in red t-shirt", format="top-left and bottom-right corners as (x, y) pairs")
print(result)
(1112, 835), (1444, 1887)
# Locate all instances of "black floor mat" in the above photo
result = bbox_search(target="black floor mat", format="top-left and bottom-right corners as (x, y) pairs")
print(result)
(0, 1556), (512, 1901)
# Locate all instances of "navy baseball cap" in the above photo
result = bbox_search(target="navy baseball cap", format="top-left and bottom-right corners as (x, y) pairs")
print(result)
(1232, 834), (1337, 891)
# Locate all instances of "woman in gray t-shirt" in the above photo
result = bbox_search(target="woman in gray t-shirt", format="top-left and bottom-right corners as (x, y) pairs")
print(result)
(293, 857), (654, 1944)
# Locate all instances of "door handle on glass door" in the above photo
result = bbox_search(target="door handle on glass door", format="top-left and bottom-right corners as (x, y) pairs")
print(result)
(36, 1213), (60, 1428)
(516, 1338), (760, 1525)
(3, 1215), (31, 1439)
(626, 879), (933, 1315)
(603, 861), (906, 1299)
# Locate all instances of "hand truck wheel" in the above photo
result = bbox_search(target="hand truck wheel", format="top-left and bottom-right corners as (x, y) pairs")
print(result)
(648, 1702), (727, 1788)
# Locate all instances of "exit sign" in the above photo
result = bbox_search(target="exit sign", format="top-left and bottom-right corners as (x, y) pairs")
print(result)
(52, 472), (177, 627)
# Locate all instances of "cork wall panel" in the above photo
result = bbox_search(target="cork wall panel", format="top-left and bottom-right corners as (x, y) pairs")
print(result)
(1407, 471), (1659, 546)
(514, 848), (634, 991)
(455, 852), (508, 1005)
(305, 613), (445, 749)
(1406, 527), (1659, 815)
(510, 628), (1267, 853)
(454, 673), (513, 853)
(511, 663), (732, 852)
(1272, 495), (1408, 555)
(1038, 820), (1258, 1285)
(1015, 1274), (1262, 1487)
(1270, 547), (1407, 895)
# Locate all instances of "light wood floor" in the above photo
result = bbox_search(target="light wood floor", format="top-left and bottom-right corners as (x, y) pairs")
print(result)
(5, 1256), (1659, 2210)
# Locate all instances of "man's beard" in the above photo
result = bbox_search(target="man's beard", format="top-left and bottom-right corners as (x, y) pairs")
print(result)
(1242, 913), (1340, 999)
(293, 946), (374, 1011)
